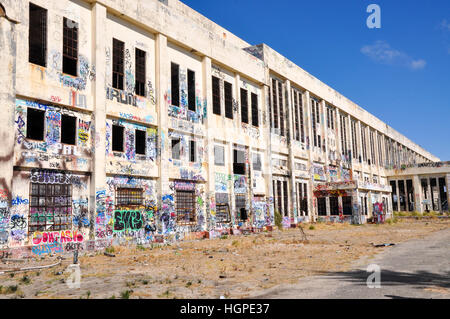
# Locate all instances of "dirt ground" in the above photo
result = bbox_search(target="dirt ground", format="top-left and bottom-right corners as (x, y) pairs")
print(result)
(1, 218), (449, 299)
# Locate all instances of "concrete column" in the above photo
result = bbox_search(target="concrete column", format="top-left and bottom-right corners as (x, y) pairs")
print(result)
(304, 91), (315, 221)
(404, 179), (409, 212)
(202, 56), (214, 230)
(156, 34), (170, 206)
(322, 100), (328, 163)
(285, 80), (297, 223)
(262, 78), (274, 226)
(446, 174), (450, 212)
(91, 3), (108, 240)
(413, 175), (423, 213)
(227, 141), (236, 226)
(395, 180), (400, 212)
(0, 16), (17, 248)
(427, 177), (432, 211)
(345, 115), (353, 165)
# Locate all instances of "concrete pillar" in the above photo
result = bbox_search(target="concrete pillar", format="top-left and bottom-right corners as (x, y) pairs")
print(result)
(446, 174), (450, 212)
(202, 56), (214, 230)
(404, 179), (409, 212)
(413, 175), (423, 213)
(262, 78), (274, 226)
(0, 16), (17, 248)
(357, 120), (364, 164)
(227, 141), (236, 225)
(395, 180), (400, 212)
(156, 33), (170, 207)
(304, 91), (315, 221)
(91, 3), (108, 240)
(285, 80), (297, 223)
(427, 177), (432, 211)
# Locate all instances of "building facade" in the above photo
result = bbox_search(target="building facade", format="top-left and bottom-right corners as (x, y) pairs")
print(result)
(0, 0), (444, 256)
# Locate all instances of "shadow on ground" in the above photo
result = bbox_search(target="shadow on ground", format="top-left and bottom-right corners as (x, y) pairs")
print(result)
(318, 269), (450, 289)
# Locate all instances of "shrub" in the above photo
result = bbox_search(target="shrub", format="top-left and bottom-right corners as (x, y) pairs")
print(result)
(309, 225), (315, 230)
(120, 290), (132, 299)
(274, 210), (283, 230)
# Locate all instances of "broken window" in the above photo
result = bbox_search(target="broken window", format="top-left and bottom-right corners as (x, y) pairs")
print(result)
(26, 108), (45, 141)
(112, 125), (124, 152)
(188, 69), (196, 112)
(116, 188), (144, 210)
(271, 79), (278, 130)
(240, 88), (248, 124)
(29, 3), (47, 67)
(29, 183), (72, 234)
(189, 140), (196, 162)
(176, 190), (196, 225)
(61, 114), (76, 145)
(171, 63), (180, 107)
(212, 76), (221, 115)
(283, 180), (289, 217)
(224, 81), (233, 119)
(171, 138), (181, 160)
(214, 145), (225, 166)
(278, 81), (284, 136)
(112, 38), (124, 90)
(135, 129), (146, 155)
(251, 92), (259, 127)
(233, 149), (245, 175)
(135, 48), (146, 96)
(62, 17), (78, 76)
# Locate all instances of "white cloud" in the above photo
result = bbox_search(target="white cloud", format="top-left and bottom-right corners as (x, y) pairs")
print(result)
(440, 19), (450, 32)
(361, 41), (426, 70)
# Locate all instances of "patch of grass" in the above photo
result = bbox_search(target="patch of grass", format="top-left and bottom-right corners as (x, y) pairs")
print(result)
(109, 295), (116, 299)
(220, 235), (228, 240)
(231, 240), (239, 247)
(136, 244), (147, 251)
(105, 246), (115, 254)
(158, 290), (172, 298)
(126, 281), (136, 288)
(120, 290), (133, 299)
(9, 273), (14, 278)
(185, 281), (192, 288)
(2, 285), (18, 294)
(309, 225), (315, 230)
(141, 279), (149, 285)
(86, 291), (91, 299)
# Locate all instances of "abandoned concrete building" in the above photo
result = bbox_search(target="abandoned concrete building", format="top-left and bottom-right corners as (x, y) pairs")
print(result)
(0, 0), (448, 256)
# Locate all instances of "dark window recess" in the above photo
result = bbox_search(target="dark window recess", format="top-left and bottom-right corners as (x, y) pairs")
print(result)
(171, 63), (180, 106)
(283, 181), (288, 217)
(62, 17), (78, 76)
(171, 138), (180, 160)
(253, 153), (262, 171)
(26, 108), (45, 141)
(135, 130), (146, 155)
(61, 114), (76, 145)
(214, 145), (225, 166)
(112, 38), (124, 90)
(278, 81), (284, 136)
(212, 76), (221, 115)
(29, 3), (47, 67)
(233, 149), (245, 175)
(342, 196), (353, 215)
(189, 140), (196, 162)
(176, 190), (196, 225)
(135, 48), (146, 96)
(318, 197), (327, 216)
(116, 188), (144, 209)
(112, 125), (124, 152)
(235, 194), (248, 221)
(188, 70), (196, 111)
(240, 88), (248, 124)
(272, 79), (278, 129)
(251, 93), (259, 127)
(330, 197), (339, 215)
(224, 81), (233, 119)
(29, 183), (72, 234)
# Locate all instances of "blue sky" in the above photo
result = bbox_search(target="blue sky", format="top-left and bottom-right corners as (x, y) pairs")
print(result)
(181, 0), (450, 160)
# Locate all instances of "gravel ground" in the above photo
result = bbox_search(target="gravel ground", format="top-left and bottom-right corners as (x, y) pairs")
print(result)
(0, 218), (448, 299)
